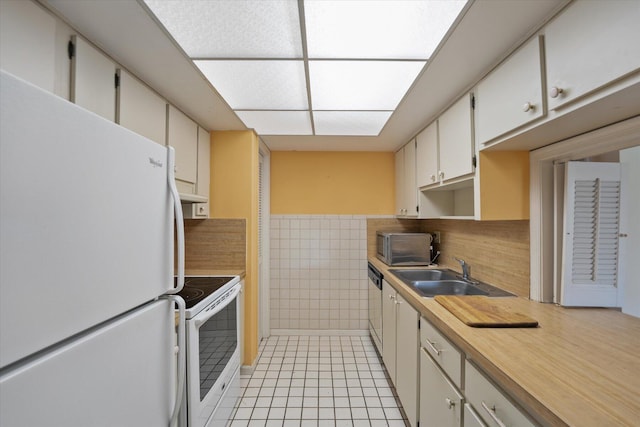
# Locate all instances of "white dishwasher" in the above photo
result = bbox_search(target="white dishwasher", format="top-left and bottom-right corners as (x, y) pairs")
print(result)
(367, 262), (383, 354)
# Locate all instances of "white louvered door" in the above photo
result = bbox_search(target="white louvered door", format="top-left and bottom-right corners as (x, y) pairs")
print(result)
(561, 161), (621, 307)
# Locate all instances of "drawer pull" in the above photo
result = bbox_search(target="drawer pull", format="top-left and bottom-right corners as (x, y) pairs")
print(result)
(424, 339), (442, 356)
(481, 401), (507, 427)
(445, 398), (456, 409)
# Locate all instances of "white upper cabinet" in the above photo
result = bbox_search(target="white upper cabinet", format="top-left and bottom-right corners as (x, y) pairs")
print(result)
(438, 94), (475, 182)
(545, 0), (640, 111)
(475, 36), (545, 145)
(416, 122), (439, 188)
(167, 105), (198, 188)
(70, 36), (116, 122)
(194, 126), (211, 217)
(395, 140), (418, 217)
(0, 0), (56, 93)
(116, 69), (167, 145)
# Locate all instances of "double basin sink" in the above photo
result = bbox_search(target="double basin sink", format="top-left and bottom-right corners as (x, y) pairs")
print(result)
(388, 268), (515, 298)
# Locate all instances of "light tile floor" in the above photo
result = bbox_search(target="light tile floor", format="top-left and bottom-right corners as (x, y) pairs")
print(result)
(227, 335), (408, 427)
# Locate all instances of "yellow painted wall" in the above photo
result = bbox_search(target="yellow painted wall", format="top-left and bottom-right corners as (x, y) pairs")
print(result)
(210, 130), (259, 366)
(479, 151), (530, 220)
(271, 151), (396, 214)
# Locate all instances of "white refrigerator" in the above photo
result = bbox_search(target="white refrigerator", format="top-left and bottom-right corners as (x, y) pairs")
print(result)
(0, 70), (186, 426)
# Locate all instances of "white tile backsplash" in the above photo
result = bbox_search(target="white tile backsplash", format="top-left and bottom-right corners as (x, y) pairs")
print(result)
(270, 215), (368, 330)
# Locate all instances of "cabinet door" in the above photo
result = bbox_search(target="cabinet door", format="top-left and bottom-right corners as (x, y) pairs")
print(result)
(420, 348), (463, 427)
(439, 95), (474, 181)
(403, 140), (418, 216)
(193, 126), (211, 218)
(475, 36), (544, 145)
(545, 0), (640, 110)
(416, 122), (439, 187)
(395, 149), (405, 216)
(70, 36), (116, 121)
(116, 69), (167, 145)
(396, 293), (419, 427)
(0, 0), (56, 93)
(167, 105), (198, 186)
(381, 280), (397, 385)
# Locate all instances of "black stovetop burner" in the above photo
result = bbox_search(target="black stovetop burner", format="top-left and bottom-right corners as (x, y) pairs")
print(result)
(175, 276), (235, 309)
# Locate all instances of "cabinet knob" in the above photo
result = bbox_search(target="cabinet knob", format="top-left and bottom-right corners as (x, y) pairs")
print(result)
(198, 206), (205, 213)
(522, 102), (535, 112)
(430, 174), (436, 182)
(550, 86), (564, 99)
(438, 171), (445, 180)
(446, 398), (456, 409)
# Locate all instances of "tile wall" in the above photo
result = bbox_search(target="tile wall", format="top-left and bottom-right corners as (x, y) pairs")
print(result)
(270, 215), (370, 331)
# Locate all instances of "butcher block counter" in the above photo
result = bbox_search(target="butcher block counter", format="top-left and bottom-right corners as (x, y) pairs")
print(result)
(368, 257), (640, 427)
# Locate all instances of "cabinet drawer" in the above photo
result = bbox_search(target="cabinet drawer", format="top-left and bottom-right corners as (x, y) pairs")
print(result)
(464, 403), (488, 427)
(465, 361), (536, 427)
(420, 347), (463, 427)
(420, 317), (463, 388)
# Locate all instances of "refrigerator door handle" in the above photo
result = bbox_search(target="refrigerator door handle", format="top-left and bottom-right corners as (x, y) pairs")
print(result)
(166, 146), (185, 294)
(164, 295), (186, 427)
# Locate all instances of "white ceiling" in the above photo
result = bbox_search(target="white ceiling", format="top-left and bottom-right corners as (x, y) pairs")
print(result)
(43, 0), (568, 151)
(143, 0), (466, 138)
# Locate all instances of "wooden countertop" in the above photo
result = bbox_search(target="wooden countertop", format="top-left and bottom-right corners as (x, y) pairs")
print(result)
(369, 257), (640, 427)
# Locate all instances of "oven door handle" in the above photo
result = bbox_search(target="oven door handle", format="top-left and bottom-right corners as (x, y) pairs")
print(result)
(194, 284), (241, 328)
(163, 295), (185, 427)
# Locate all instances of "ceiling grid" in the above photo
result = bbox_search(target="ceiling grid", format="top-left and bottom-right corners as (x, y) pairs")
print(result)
(144, 0), (466, 137)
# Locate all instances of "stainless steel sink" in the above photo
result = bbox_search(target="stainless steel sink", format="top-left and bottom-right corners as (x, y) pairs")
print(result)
(389, 269), (459, 282)
(388, 268), (515, 298)
(411, 280), (489, 297)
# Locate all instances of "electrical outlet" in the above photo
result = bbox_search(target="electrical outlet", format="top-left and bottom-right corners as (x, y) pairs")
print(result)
(432, 231), (441, 244)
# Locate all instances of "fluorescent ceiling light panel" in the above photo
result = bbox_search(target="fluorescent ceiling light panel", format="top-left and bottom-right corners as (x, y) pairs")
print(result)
(314, 111), (392, 136)
(195, 60), (308, 110)
(236, 111), (312, 135)
(304, 0), (467, 59)
(309, 61), (425, 110)
(144, 0), (302, 58)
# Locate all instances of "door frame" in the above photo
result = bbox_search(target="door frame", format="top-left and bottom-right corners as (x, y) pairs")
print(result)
(529, 115), (640, 302)
(258, 141), (271, 339)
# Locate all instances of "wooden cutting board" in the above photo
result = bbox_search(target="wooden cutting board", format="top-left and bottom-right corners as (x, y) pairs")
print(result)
(434, 295), (539, 327)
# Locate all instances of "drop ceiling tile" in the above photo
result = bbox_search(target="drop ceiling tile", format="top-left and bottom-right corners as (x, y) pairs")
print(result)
(309, 61), (425, 110)
(144, 0), (302, 58)
(304, 0), (467, 59)
(195, 60), (308, 110)
(313, 111), (392, 136)
(236, 111), (313, 135)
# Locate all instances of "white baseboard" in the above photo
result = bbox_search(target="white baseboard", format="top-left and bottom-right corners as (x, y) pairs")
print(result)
(269, 329), (370, 336)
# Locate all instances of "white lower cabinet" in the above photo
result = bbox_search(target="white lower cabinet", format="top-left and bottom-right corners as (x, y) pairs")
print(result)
(465, 361), (536, 427)
(420, 346), (463, 427)
(382, 280), (397, 382)
(382, 280), (419, 427)
(396, 292), (419, 427)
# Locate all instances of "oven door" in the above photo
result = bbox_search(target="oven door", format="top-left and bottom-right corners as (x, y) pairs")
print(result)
(185, 284), (241, 427)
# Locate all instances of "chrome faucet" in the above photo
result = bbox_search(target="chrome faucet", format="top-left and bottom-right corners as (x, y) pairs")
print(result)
(455, 257), (471, 280)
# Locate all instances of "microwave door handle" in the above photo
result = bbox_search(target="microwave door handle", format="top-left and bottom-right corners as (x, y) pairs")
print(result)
(164, 295), (185, 427)
(194, 284), (242, 328)
(166, 146), (185, 294)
